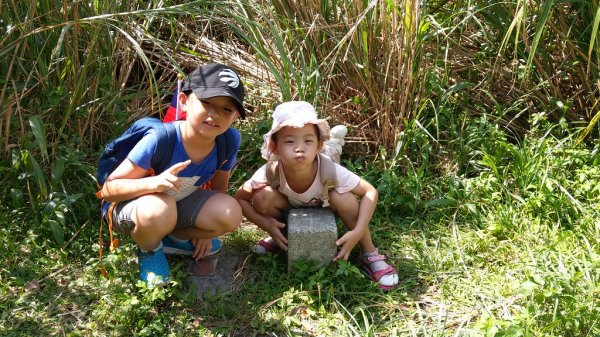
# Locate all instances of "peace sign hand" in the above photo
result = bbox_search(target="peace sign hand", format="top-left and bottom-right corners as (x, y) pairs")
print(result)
(151, 160), (191, 193)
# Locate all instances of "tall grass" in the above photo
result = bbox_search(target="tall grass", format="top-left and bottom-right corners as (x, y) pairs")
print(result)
(225, 0), (428, 151)
(428, 0), (599, 137)
(0, 0), (270, 156)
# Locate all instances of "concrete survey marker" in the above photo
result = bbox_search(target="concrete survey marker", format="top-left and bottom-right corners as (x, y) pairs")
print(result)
(185, 246), (245, 298)
(287, 208), (337, 271)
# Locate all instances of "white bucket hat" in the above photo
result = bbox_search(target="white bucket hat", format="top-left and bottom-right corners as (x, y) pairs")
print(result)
(261, 101), (331, 161)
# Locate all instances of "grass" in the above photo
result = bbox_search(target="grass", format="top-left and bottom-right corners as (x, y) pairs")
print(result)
(1, 0), (598, 335)
(1, 112), (598, 336)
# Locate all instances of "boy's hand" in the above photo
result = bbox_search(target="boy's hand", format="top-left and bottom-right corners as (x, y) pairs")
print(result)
(265, 217), (288, 251)
(333, 229), (362, 261)
(152, 160), (191, 193)
(191, 238), (213, 261)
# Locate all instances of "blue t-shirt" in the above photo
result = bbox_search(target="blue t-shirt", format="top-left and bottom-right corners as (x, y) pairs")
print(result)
(126, 121), (239, 201)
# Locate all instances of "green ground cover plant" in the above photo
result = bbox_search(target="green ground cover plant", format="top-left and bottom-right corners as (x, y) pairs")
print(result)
(1, 0), (598, 336)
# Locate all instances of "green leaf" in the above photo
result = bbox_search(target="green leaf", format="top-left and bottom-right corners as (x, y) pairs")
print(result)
(425, 198), (458, 208)
(47, 219), (64, 245)
(519, 280), (538, 295)
(587, 6), (600, 74)
(22, 150), (48, 199)
(29, 116), (48, 162)
(51, 158), (66, 183)
(524, 0), (554, 79)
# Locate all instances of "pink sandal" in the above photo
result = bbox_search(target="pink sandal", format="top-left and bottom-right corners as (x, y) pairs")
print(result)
(358, 253), (398, 291)
(253, 237), (281, 254)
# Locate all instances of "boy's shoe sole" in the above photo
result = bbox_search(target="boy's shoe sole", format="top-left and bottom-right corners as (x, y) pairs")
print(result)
(162, 236), (222, 256)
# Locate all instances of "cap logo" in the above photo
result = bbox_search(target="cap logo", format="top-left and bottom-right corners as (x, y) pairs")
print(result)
(218, 69), (240, 88)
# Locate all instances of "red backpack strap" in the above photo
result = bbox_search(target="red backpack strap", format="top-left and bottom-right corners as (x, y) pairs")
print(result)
(99, 201), (120, 277)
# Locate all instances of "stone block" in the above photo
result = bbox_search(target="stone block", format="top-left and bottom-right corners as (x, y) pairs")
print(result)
(287, 208), (338, 271)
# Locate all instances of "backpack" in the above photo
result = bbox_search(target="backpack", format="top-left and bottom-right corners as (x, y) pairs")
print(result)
(95, 117), (236, 188)
(265, 153), (338, 207)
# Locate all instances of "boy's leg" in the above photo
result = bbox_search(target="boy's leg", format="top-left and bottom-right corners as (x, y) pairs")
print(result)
(171, 189), (243, 240)
(112, 193), (177, 286)
(129, 194), (178, 250)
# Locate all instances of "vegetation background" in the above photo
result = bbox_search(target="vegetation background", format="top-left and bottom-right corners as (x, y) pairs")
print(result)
(1, 0), (598, 336)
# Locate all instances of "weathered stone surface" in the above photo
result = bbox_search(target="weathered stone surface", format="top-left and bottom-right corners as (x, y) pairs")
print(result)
(287, 208), (337, 271)
(184, 246), (244, 298)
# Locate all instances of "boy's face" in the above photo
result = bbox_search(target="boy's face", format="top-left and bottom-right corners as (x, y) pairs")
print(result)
(182, 93), (238, 136)
(273, 124), (322, 167)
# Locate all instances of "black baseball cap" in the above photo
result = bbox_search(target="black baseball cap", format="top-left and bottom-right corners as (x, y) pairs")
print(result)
(181, 63), (246, 118)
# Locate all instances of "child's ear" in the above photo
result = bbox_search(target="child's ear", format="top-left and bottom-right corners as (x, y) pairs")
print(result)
(268, 139), (277, 154)
(178, 92), (188, 110)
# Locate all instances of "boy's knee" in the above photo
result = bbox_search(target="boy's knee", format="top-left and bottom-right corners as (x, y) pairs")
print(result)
(134, 194), (177, 232)
(221, 199), (243, 233)
(204, 194), (242, 234)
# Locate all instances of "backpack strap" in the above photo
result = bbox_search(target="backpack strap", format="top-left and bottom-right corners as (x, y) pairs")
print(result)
(150, 122), (178, 175)
(265, 160), (281, 188)
(263, 155), (336, 207)
(318, 154), (337, 207)
(215, 127), (238, 170)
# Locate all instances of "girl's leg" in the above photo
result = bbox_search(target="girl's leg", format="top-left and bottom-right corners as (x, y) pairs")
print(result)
(250, 186), (290, 253)
(251, 186), (290, 221)
(328, 190), (376, 252)
(329, 190), (398, 290)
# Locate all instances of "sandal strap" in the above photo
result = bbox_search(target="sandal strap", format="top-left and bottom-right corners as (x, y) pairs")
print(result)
(257, 239), (276, 252)
(370, 265), (396, 281)
(363, 253), (387, 262)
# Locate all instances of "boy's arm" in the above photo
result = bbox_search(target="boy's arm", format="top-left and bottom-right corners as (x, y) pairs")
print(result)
(210, 170), (231, 193)
(101, 159), (191, 202)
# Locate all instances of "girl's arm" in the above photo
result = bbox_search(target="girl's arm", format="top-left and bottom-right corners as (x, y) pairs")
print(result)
(333, 178), (378, 260)
(234, 182), (288, 249)
(351, 178), (378, 234)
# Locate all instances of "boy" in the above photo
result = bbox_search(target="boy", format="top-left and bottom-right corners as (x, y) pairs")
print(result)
(100, 63), (245, 287)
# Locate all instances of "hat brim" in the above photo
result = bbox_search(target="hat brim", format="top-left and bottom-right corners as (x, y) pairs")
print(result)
(260, 117), (330, 161)
(192, 87), (246, 118)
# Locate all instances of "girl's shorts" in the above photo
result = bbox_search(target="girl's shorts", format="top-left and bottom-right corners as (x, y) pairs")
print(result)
(103, 189), (217, 235)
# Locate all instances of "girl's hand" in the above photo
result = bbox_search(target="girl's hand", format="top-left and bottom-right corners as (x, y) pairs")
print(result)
(333, 229), (362, 261)
(191, 238), (213, 261)
(264, 217), (288, 251)
(152, 160), (191, 193)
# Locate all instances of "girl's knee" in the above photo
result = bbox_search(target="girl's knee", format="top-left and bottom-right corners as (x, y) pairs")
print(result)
(329, 190), (358, 213)
(252, 187), (287, 215)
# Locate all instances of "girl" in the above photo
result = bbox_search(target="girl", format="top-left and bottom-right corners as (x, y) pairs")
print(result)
(235, 101), (398, 290)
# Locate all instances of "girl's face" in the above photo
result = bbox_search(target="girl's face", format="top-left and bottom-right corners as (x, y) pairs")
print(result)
(181, 93), (238, 137)
(272, 124), (322, 167)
